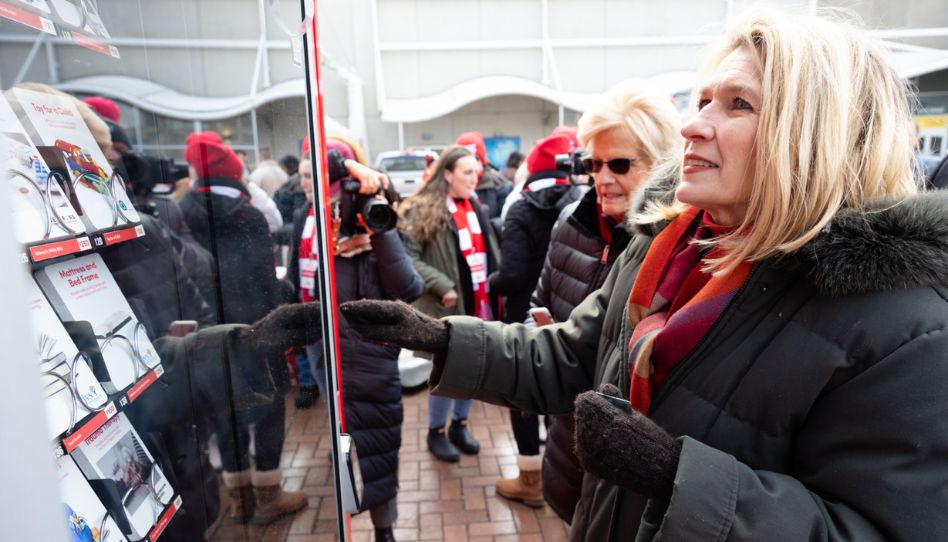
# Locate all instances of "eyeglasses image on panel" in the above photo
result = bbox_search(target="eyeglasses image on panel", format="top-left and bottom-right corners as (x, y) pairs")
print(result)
(46, 0), (102, 33)
(3, 133), (84, 242)
(55, 139), (138, 228)
(38, 333), (109, 437)
(95, 314), (160, 383)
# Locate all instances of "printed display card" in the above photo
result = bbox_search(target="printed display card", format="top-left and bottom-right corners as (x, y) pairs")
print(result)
(26, 278), (109, 439)
(35, 253), (161, 393)
(1, 95), (85, 244)
(57, 454), (130, 542)
(11, 87), (139, 231)
(71, 413), (174, 541)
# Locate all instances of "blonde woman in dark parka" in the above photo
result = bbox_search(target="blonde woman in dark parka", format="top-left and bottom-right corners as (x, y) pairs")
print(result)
(341, 9), (948, 540)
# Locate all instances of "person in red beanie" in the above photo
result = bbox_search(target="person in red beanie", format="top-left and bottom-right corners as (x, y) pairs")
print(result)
(82, 96), (121, 124)
(487, 134), (585, 507)
(489, 135), (583, 324)
(454, 131), (512, 219)
(178, 130), (309, 525)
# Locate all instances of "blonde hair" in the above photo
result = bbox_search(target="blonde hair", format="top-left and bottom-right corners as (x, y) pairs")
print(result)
(639, 9), (919, 273)
(577, 80), (682, 164)
(250, 160), (288, 197)
(398, 146), (474, 243)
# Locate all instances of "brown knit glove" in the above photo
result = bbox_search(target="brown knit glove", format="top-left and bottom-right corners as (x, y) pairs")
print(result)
(234, 302), (323, 357)
(339, 300), (449, 353)
(573, 384), (682, 500)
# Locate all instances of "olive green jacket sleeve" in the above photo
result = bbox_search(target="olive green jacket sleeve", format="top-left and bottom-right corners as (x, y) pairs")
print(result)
(403, 230), (456, 299)
(430, 236), (648, 415)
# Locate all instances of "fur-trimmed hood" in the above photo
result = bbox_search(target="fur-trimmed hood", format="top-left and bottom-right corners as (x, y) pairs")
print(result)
(626, 170), (948, 297)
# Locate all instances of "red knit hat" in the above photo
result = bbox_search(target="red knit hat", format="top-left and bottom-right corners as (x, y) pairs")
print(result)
(455, 131), (488, 165)
(526, 135), (572, 174)
(184, 131), (244, 181)
(83, 96), (121, 123)
(551, 125), (580, 150)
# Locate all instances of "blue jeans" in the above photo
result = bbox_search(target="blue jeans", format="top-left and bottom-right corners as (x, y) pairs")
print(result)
(296, 350), (316, 388)
(428, 395), (473, 429)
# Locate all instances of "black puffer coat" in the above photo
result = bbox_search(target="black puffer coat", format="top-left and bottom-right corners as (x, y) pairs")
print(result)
(529, 187), (631, 523)
(489, 172), (584, 323)
(434, 174), (948, 541)
(180, 177), (281, 326)
(289, 210), (424, 510)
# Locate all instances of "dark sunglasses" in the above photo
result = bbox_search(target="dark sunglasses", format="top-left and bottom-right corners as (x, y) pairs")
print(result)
(581, 157), (642, 175)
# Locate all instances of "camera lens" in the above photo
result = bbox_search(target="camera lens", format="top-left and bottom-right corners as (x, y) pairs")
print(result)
(361, 200), (397, 232)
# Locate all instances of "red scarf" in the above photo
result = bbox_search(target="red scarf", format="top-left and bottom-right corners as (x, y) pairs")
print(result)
(626, 206), (754, 413)
(298, 205), (318, 302)
(448, 197), (493, 320)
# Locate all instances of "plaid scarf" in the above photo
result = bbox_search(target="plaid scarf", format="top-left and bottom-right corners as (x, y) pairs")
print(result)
(626, 206), (754, 413)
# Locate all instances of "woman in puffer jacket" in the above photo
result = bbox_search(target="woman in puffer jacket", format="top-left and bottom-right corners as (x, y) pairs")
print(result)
(493, 83), (681, 513)
(289, 140), (422, 542)
(341, 10), (948, 541)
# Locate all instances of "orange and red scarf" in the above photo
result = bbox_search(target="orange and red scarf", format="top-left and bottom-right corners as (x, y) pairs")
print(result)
(626, 206), (754, 413)
(448, 196), (493, 320)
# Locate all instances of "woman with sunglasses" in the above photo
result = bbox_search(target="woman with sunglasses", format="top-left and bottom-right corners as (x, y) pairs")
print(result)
(341, 9), (948, 539)
(512, 81), (681, 518)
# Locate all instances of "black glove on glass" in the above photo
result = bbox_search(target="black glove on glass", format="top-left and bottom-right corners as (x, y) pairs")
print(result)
(233, 302), (323, 358)
(339, 300), (449, 353)
(573, 384), (682, 500)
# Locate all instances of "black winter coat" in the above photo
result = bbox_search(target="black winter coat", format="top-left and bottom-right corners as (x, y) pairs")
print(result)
(434, 174), (948, 541)
(529, 187), (631, 523)
(288, 204), (424, 510)
(180, 177), (282, 326)
(100, 213), (217, 337)
(489, 173), (583, 323)
(273, 174), (309, 246)
(475, 165), (513, 220)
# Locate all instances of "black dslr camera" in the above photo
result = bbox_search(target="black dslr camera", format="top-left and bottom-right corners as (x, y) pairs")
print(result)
(555, 150), (586, 176)
(121, 152), (189, 197)
(338, 178), (398, 236)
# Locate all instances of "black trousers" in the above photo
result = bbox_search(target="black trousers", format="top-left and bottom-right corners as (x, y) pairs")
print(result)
(218, 394), (286, 472)
(509, 409), (549, 456)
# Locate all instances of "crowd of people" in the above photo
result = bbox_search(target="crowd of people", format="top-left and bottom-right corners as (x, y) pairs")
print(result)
(38, 6), (948, 542)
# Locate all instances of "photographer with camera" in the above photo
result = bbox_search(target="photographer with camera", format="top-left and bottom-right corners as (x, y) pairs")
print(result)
(288, 138), (423, 542)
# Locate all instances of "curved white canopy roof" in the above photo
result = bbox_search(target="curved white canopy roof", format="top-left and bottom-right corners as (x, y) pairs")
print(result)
(57, 75), (305, 120)
(379, 73), (697, 123)
(56, 74), (354, 137)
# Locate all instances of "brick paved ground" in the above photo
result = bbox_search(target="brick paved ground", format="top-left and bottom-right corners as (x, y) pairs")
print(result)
(208, 389), (570, 542)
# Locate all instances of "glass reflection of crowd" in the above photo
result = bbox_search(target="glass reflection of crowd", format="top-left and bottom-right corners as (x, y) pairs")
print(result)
(32, 7), (948, 541)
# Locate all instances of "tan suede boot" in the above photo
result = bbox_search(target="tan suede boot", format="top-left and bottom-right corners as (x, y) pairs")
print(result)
(251, 468), (308, 525)
(495, 455), (545, 508)
(221, 470), (255, 524)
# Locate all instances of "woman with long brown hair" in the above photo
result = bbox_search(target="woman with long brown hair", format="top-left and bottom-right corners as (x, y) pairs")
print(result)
(398, 146), (501, 462)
